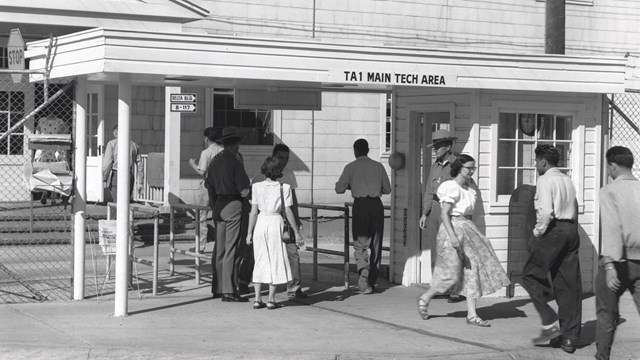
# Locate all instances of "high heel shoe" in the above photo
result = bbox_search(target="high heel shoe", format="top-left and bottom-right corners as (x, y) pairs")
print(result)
(417, 298), (429, 320)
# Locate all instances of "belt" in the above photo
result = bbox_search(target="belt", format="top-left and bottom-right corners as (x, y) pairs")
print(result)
(354, 196), (379, 200)
(215, 194), (243, 201)
(554, 219), (575, 224)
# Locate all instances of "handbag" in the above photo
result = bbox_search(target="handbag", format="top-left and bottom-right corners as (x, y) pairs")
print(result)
(280, 183), (295, 244)
(238, 243), (254, 284)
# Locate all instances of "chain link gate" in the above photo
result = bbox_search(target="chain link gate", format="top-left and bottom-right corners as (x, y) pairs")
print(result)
(0, 72), (76, 303)
(608, 93), (640, 178)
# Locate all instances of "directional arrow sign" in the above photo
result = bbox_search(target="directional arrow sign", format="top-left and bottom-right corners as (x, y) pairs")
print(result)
(7, 28), (25, 83)
(170, 93), (197, 102)
(170, 103), (197, 112)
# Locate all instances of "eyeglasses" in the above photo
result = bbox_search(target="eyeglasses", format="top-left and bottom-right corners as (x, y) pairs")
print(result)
(463, 166), (477, 170)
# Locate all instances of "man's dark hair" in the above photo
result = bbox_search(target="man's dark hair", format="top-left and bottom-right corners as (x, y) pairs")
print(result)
(353, 138), (369, 156)
(434, 140), (453, 150)
(534, 144), (559, 166)
(272, 143), (290, 156)
(204, 127), (218, 142)
(261, 156), (283, 180)
(606, 146), (634, 169)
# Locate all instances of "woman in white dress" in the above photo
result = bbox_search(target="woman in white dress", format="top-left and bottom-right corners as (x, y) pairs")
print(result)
(246, 156), (303, 310)
(417, 154), (510, 326)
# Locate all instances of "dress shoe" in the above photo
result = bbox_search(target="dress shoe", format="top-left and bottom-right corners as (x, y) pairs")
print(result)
(560, 339), (576, 354)
(532, 324), (561, 345)
(211, 293), (221, 299)
(288, 289), (308, 299)
(447, 295), (466, 303)
(221, 293), (248, 302)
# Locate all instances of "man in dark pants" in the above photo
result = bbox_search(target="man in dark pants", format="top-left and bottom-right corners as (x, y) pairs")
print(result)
(206, 126), (250, 303)
(418, 129), (464, 303)
(335, 139), (391, 294)
(595, 146), (640, 360)
(522, 144), (581, 354)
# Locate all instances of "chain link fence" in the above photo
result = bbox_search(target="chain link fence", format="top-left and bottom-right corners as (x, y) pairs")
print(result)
(609, 93), (640, 178)
(0, 72), (76, 303)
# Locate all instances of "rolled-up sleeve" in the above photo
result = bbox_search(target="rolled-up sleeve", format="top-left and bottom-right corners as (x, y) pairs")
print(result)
(533, 178), (554, 237)
(335, 165), (351, 194)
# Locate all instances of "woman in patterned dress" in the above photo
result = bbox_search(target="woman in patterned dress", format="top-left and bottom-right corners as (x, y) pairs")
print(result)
(246, 156), (303, 310)
(417, 154), (510, 326)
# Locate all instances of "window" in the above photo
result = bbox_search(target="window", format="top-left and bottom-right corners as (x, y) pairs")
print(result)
(384, 93), (392, 153)
(0, 47), (7, 69)
(497, 112), (573, 196)
(0, 91), (25, 155)
(212, 91), (273, 146)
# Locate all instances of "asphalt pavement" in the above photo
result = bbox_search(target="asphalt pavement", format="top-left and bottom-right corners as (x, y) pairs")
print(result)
(1, 244), (639, 360)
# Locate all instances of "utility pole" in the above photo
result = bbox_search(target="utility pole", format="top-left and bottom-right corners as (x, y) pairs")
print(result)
(545, 0), (565, 54)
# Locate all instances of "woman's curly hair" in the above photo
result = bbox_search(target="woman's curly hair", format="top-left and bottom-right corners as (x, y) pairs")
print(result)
(261, 156), (283, 180)
(450, 154), (475, 177)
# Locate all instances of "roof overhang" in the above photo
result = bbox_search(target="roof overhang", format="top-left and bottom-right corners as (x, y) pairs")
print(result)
(26, 27), (630, 94)
(0, 1), (207, 33)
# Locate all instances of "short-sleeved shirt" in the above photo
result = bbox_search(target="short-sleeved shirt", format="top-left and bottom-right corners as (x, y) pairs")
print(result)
(252, 167), (297, 189)
(335, 156), (391, 198)
(437, 180), (476, 217)
(251, 180), (292, 214)
(206, 150), (250, 196)
(197, 143), (224, 173)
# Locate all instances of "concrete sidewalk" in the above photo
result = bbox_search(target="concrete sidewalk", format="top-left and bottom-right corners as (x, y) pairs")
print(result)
(1, 247), (639, 360)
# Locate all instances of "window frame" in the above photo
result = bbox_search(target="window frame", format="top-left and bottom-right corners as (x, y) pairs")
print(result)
(381, 92), (393, 155)
(211, 89), (276, 148)
(489, 101), (585, 214)
(0, 90), (26, 156)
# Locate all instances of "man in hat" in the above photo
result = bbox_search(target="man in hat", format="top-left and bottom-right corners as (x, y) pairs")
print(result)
(206, 126), (250, 302)
(102, 125), (143, 207)
(336, 139), (391, 294)
(418, 129), (465, 303)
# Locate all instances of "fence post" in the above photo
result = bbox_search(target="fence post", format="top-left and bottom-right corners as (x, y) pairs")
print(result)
(195, 208), (201, 285)
(153, 212), (159, 296)
(312, 207), (318, 281)
(344, 204), (350, 290)
(169, 205), (175, 276)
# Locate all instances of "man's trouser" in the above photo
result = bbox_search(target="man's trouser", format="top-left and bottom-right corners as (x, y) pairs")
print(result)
(211, 198), (242, 295)
(522, 220), (582, 342)
(352, 197), (384, 286)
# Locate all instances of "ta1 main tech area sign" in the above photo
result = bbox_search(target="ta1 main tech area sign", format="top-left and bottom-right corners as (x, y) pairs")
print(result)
(170, 93), (197, 112)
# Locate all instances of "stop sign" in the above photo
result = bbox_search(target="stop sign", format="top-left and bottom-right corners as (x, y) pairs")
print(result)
(7, 28), (25, 83)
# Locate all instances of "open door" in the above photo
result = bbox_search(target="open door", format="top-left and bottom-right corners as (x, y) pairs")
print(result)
(418, 112), (451, 283)
(86, 84), (105, 202)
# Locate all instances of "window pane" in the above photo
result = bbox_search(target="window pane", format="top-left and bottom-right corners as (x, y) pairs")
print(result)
(213, 111), (226, 127)
(90, 93), (98, 113)
(10, 113), (23, 127)
(241, 111), (257, 128)
(556, 143), (571, 167)
(517, 141), (536, 167)
(557, 116), (572, 140)
(9, 135), (23, 155)
(498, 141), (516, 166)
(0, 113), (7, 132)
(10, 92), (24, 112)
(499, 113), (516, 138)
(517, 169), (536, 187)
(227, 111), (242, 127)
(498, 169), (515, 195)
(538, 114), (554, 140)
(518, 113), (536, 139)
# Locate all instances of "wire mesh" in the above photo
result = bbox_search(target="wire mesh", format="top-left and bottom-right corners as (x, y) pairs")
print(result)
(609, 93), (640, 178)
(0, 73), (75, 303)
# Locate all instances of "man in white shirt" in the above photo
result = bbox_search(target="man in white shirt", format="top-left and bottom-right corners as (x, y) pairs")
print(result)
(522, 144), (581, 354)
(189, 127), (223, 251)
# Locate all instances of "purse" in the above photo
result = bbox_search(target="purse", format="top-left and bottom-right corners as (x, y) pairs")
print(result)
(280, 183), (295, 244)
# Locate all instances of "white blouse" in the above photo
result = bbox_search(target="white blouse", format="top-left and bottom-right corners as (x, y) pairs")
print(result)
(437, 180), (476, 216)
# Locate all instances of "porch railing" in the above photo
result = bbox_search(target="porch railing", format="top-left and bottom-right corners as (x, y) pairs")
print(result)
(135, 154), (164, 204)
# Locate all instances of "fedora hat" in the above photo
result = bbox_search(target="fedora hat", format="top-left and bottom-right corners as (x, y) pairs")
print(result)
(216, 126), (243, 142)
(427, 129), (457, 148)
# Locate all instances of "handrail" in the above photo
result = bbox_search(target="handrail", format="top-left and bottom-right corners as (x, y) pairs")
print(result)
(168, 202), (209, 285)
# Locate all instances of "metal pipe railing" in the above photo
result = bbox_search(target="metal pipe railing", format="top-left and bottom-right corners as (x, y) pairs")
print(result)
(168, 203), (210, 285)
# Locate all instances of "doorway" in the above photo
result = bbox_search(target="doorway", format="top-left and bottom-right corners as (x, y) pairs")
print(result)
(417, 111), (451, 283)
(86, 84), (105, 202)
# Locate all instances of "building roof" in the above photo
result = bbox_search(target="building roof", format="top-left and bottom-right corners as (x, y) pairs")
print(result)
(26, 27), (630, 94)
(0, 0), (208, 32)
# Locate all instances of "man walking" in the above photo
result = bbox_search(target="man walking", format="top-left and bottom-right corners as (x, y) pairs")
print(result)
(335, 139), (391, 294)
(206, 126), (250, 302)
(595, 146), (640, 360)
(522, 144), (581, 354)
(418, 129), (464, 303)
